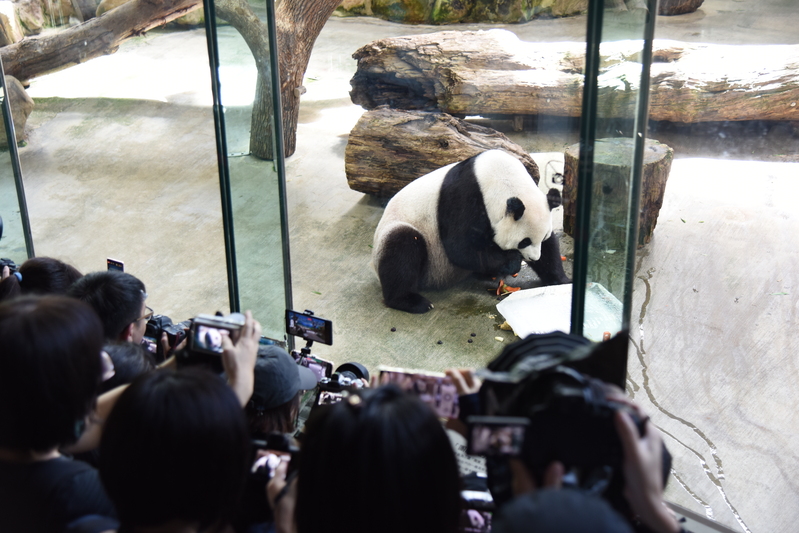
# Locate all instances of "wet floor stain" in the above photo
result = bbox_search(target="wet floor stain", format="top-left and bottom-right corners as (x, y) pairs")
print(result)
(629, 253), (751, 533)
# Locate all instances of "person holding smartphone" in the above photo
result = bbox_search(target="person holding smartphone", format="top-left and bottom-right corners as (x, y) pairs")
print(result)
(267, 385), (462, 533)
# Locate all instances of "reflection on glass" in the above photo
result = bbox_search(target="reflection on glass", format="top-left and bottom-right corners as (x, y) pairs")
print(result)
(206, 0), (290, 340)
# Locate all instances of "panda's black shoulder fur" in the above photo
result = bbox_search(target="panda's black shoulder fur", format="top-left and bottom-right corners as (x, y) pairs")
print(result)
(437, 155), (496, 267)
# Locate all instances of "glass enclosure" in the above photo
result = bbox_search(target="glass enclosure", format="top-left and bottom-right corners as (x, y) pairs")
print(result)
(204, 0), (291, 340)
(0, 56), (32, 264)
(3, 4), (228, 322)
(3, 0), (797, 530)
(570, 0), (656, 342)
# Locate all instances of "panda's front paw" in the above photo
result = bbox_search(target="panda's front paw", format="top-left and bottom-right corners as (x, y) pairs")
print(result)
(497, 254), (523, 277)
(386, 293), (434, 314)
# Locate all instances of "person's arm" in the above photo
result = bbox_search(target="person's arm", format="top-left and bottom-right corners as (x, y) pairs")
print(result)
(445, 368), (482, 436)
(67, 311), (261, 454)
(267, 458), (298, 533)
(615, 410), (682, 533)
(221, 310), (261, 406)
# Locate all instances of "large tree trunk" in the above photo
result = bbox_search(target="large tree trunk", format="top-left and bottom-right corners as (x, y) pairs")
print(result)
(350, 31), (799, 123)
(215, 0), (341, 159)
(0, 0), (202, 82)
(271, 0), (341, 158)
(1, 0), (339, 160)
(345, 106), (540, 197)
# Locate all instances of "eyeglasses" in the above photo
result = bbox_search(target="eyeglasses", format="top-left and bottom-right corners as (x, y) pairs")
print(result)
(137, 306), (154, 323)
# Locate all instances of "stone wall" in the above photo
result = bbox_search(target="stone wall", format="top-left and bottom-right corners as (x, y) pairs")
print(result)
(335, 0), (589, 25)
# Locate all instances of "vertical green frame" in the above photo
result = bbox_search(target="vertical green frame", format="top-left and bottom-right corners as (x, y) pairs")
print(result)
(571, 0), (658, 340)
(203, 0), (293, 342)
(0, 55), (33, 261)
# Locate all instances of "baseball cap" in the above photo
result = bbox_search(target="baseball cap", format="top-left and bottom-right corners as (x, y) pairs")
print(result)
(249, 345), (319, 411)
(492, 489), (633, 533)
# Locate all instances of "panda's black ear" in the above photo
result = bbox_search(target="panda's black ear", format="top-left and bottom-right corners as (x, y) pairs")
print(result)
(506, 197), (525, 221)
(546, 188), (562, 211)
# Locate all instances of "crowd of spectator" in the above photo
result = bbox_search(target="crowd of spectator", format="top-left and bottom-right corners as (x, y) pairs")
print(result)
(0, 257), (688, 533)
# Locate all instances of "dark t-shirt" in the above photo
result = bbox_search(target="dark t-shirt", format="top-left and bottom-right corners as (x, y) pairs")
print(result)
(0, 456), (117, 533)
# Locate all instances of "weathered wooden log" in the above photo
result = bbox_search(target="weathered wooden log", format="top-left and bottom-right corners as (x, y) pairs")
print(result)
(350, 30), (799, 123)
(345, 106), (540, 197)
(562, 138), (673, 248)
(0, 0), (202, 83)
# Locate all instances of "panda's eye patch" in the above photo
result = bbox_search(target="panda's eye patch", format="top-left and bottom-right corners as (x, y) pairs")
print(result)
(518, 238), (532, 249)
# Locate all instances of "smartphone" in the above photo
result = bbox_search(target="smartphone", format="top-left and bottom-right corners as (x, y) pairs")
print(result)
(458, 508), (492, 533)
(188, 314), (245, 355)
(107, 258), (124, 272)
(286, 309), (333, 345)
(466, 416), (529, 456)
(315, 389), (346, 407)
(378, 366), (460, 419)
(297, 354), (334, 381)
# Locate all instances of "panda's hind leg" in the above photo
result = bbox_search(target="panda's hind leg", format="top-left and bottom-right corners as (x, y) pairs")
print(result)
(376, 226), (434, 314)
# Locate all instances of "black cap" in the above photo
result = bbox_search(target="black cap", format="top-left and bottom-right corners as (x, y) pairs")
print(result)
(249, 346), (318, 411)
(492, 489), (633, 533)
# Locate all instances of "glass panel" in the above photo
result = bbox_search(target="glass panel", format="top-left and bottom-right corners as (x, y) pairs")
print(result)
(571, 0), (655, 342)
(282, 16), (589, 371)
(0, 57), (32, 265)
(8, 10), (227, 322)
(205, 0), (290, 341)
(626, 2), (799, 532)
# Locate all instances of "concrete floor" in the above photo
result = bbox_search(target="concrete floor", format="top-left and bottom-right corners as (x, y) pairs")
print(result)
(3, 0), (798, 531)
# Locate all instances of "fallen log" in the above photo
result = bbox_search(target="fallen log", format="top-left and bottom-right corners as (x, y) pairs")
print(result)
(345, 106), (540, 197)
(0, 0), (202, 83)
(350, 30), (799, 123)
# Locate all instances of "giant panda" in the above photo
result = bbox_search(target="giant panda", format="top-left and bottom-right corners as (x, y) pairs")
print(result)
(372, 149), (570, 314)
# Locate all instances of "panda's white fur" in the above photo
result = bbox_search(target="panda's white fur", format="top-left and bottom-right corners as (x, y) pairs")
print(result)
(372, 160), (460, 289)
(372, 150), (560, 314)
(473, 150), (553, 263)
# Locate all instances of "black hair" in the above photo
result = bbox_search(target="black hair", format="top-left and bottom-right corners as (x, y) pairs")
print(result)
(99, 368), (250, 530)
(295, 384), (462, 533)
(0, 256), (83, 302)
(67, 270), (146, 340)
(100, 341), (156, 394)
(246, 391), (301, 436)
(0, 296), (103, 451)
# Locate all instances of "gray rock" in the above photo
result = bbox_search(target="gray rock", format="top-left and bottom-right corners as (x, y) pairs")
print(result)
(335, 0), (587, 24)
(13, 0), (45, 35)
(0, 0), (24, 44)
(0, 76), (34, 147)
(659, 0), (703, 16)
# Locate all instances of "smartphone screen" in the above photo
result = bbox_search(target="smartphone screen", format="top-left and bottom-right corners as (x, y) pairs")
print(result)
(316, 389), (345, 406)
(285, 310), (333, 345)
(107, 258), (124, 272)
(458, 508), (492, 533)
(378, 367), (459, 419)
(189, 320), (239, 355)
(466, 416), (529, 456)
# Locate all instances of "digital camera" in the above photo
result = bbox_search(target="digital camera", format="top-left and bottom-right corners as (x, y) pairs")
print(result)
(245, 432), (300, 525)
(0, 258), (18, 274)
(175, 313), (246, 372)
(475, 330), (663, 516)
(314, 362), (369, 408)
(144, 314), (192, 363)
